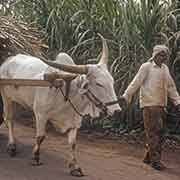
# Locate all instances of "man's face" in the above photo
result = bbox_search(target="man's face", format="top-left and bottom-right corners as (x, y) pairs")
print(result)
(154, 51), (168, 66)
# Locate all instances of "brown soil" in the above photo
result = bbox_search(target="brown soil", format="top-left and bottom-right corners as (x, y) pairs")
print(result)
(0, 118), (180, 180)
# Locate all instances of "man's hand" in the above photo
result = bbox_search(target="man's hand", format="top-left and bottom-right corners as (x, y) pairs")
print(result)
(118, 96), (127, 107)
(118, 95), (126, 102)
(105, 96), (127, 107)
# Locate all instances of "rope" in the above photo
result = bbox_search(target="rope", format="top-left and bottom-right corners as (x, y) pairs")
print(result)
(59, 87), (84, 117)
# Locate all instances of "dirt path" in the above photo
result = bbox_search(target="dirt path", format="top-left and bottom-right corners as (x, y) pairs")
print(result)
(0, 121), (180, 180)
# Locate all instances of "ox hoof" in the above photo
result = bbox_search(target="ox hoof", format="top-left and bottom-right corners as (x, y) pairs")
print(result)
(31, 161), (43, 166)
(31, 156), (43, 166)
(70, 167), (84, 177)
(7, 143), (16, 157)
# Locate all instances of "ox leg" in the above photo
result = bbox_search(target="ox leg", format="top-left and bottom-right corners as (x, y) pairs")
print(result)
(68, 128), (84, 177)
(7, 119), (16, 157)
(3, 98), (16, 157)
(32, 114), (47, 166)
(32, 136), (45, 166)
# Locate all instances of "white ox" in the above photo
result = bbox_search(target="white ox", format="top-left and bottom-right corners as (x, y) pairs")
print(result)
(0, 36), (121, 176)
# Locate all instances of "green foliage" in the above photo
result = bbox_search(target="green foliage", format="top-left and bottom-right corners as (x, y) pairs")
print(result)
(4, 0), (180, 133)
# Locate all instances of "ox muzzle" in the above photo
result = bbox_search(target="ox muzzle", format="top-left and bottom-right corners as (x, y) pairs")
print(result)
(84, 89), (123, 119)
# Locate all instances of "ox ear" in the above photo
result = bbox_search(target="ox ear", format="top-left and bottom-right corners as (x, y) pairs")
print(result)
(78, 75), (89, 95)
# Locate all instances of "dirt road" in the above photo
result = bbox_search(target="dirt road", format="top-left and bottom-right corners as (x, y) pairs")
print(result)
(0, 121), (180, 180)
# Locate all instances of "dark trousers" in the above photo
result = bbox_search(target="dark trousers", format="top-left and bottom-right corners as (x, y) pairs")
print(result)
(143, 106), (166, 163)
(0, 95), (3, 125)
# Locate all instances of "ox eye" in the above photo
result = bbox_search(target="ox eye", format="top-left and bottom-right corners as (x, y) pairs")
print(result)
(96, 82), (104, 88)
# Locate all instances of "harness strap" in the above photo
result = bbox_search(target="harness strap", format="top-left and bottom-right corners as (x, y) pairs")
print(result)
(59, 87), (84, 117)
(85, 90), (107, 112)
(64, 80), (71, 101)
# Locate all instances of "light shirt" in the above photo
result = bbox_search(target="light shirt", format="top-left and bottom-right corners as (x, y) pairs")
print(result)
(122, 61), (180, 108)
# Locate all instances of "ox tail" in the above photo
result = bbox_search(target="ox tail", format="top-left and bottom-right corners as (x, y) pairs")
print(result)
(0, 94), (4, 126)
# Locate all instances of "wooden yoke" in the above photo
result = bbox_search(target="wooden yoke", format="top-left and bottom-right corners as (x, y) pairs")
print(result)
(0, 78), (54, 87)
(44, 72), (78, 101)
(0, 72), (77, 100)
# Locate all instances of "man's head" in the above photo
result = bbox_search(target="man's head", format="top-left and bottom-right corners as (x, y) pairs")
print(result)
(152, 45), (170, 66)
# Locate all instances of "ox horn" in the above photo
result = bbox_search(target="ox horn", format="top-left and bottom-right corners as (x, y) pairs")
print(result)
(98, 33), (109, 65)
(42, 60), (88, 74)
(44, 72), (78, 82)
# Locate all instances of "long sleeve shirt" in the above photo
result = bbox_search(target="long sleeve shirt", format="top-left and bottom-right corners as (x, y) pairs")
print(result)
(122, 61), (180, 108)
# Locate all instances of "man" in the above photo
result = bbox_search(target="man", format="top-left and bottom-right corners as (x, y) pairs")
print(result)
(122, 45), (180, 170)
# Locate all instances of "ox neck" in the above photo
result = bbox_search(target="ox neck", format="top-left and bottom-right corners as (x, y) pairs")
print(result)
(62, 75), (98, 118)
